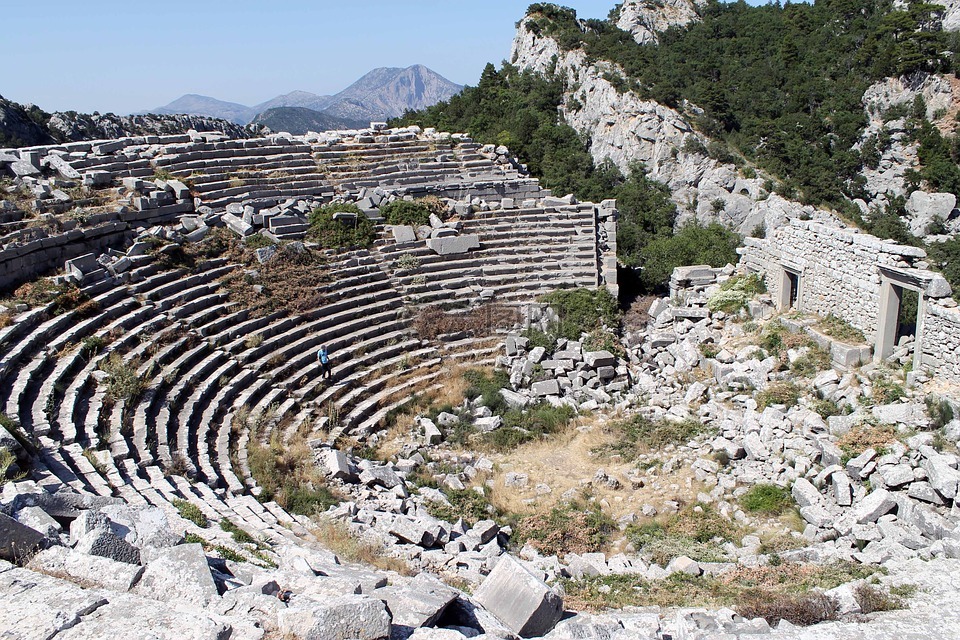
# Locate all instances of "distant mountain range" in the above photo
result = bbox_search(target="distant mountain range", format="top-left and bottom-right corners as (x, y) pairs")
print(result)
(147, 65), (462, 133)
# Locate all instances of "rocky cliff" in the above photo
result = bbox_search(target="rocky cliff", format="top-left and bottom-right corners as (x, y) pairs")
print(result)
(510, 18), (819, 236)
(615, 0), (706, 45)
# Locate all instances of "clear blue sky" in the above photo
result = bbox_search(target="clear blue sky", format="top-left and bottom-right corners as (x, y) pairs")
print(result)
(2, 0), (778, 115)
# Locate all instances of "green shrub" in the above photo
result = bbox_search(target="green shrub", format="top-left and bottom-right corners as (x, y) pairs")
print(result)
(173, 499), (208, 528)
(483, 403), (576, 451)
(627, 504), (740, 564)
(215, 545), (247, 563)
(740, 484), (794, 515)
(307, 203), (376, 249)
(812, 398), (842, 419)
(925, 395), (954, 429)
(817, 314), (866, 344)
(99, 353), (144, 403)
(521, 327), (556, 350)
(790, 345), (831, 376)
(873, 375), (906, 405)
(638, 223), (741, 291)
(462, 369), (511, 415)
(220, 519), (255, 544)
(284, 485), (339, 516)
(707, 273), (766, 314)
(380, 200), (433, 226)
(540, 287), (621, 339)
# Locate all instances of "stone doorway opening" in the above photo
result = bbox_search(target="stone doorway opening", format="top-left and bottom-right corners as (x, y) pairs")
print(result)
(876, 268), (925, 371)
(777, 266), (801, 311)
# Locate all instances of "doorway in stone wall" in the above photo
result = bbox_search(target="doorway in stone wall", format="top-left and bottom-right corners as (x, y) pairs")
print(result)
(778, 266), (801, 311)
(876, 271), (924, 371)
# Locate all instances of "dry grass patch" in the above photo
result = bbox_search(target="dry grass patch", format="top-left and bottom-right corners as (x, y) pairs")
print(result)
(413, 304), (521, 340)
(837, 423), (898, 460)
(313, 519), (414, 576)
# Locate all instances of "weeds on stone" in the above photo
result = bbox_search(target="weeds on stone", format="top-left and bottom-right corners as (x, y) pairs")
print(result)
(514, 500), (616, 556)
(99, 353), (145, 403)
(626, 504), (741, 565)
(872, 374), (906, 404)
(740, 484), (795, 515)
(738, 592), (839, 626)
(413, 304), (519, 340)
(756, 381), (801, 409)
(220, 519), (256, 545)
(247, 433), (340, 516)
(600, 416), (710, 460)
(313, 519), (414, 576)
(817, 314), (866, 344)
(790, 345), (831, 376)
(426, 488), (495, 526)
(854, 583), (906, 613)
(215, 545), (247, 563)
(838, 423), (897, 462)
(173, 499), (209, 528)
(925, 395), (954, 429)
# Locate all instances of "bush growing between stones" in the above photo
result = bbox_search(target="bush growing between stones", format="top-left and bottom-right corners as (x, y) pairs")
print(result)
(99, 352), (145, 403)
(817, 314), (866, 344)
(173, 499), (209, 528)
(740, 484), (794, 515)
(737, 592), (839, 627)
(790, 345), (831, 376)
(380, 200), (433, 226)
(872, 375), (906, 405)
(220, 519), (256, 545)
(627, 504), (741, 565)
(837, 423), (897, 462)
(539, 287), (621, 340)
(247, 435), (341, 516)
(307, 203), (376, 249)
(427, 488), (495, 526)
(756, 381), (801, 409)
(707, 273), (767, 314)
(515, 501), (616, 556)
(925, 395), (954, 429)
(483, 403), (576, 451)
(853, 583), (905, 613)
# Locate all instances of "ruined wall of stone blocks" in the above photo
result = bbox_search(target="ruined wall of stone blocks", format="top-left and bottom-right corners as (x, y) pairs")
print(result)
(740, 220), (926, 340)
(921, 301), (960, 382)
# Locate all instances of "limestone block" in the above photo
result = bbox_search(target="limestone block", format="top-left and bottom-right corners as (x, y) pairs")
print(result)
(222, 212), (254, 237)
(12, 505), (60, 539)
(583, 350), (616, 368)
(426, 234), (480, 255)
(666, 555), (701, 576)
(791, 477), (822, 508)
(28, 546), (144, 592)
(319, 449), (358, 482)
(0, 512), (47, 562)
(474, 554), (563, 638)
(98, 504), (181, 550)
(134, 543), (218, 606)
(377, 573), (457, 629)
(359, 465), (403, 489)
(0, 565), (109, 640)
(74, 527), (141, 565)
(531, 380), (560, 397)
(854, 489), (897, 524)
(389, 516), (438, 547)
(922, 454), (960, 499)
(55, 593), (233, 640)
(278, 594), (391, 640)
(391, 225), (417, 243)
(499, 388), (530, 409)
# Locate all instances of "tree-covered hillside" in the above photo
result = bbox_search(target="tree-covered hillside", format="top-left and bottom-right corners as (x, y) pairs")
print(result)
(525, 0), (956, 210)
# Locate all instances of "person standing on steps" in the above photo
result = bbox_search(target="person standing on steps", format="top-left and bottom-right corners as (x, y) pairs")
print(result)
(318, 345), (331, 380)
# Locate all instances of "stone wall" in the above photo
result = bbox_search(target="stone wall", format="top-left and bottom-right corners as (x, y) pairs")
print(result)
(921, 301), (960, 381)
(740, 220), (926, 340)
(741, 218), (960, 382)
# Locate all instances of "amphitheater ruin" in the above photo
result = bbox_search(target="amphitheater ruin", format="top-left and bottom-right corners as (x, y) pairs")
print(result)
(3, 125), (960, 640)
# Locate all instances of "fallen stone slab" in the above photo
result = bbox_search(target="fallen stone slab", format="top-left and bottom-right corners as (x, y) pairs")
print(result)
(28, 546), (144, 592)
(378, 573), (458, 629)
(0, 565), (108, 640)
(279, 593), (391, 640)
(855, 488), (897, 524)
(474, 554), (563, 638)
(426, 234), (480, 255)
(0, 512), (48, 562)
(389, 516), (439, 548)
(531, 380), (560, 397)
(56, 593), (233, 640)
(134, 543), (218, 606)
(583, 350), (616, 368)
(319, 448), (358, 482)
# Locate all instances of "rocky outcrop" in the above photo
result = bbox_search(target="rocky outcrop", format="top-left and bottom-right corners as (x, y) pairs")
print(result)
(511, 19), (815, 235)
(0, 95), (248, 149)
(615, 0), (706, 45)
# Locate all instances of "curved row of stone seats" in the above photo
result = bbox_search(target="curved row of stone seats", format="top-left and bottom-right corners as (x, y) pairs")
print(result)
(378, 204), (598, 307)
(150, 139), (334, 209)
